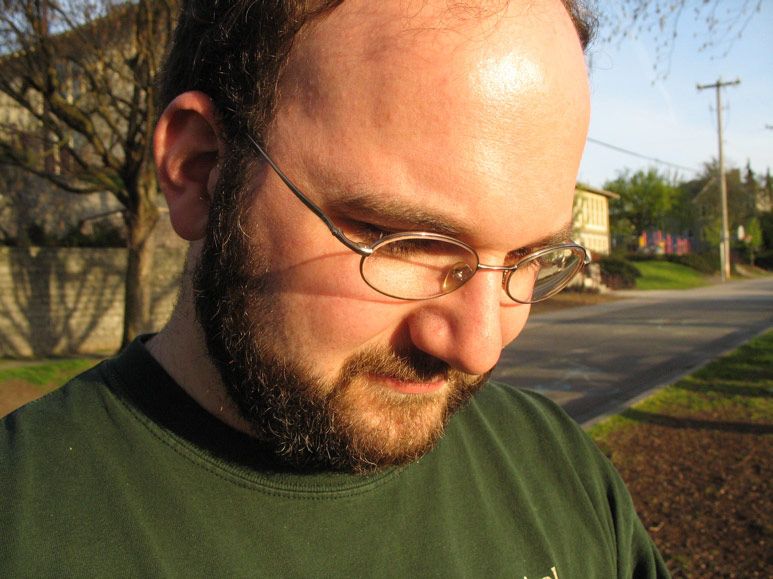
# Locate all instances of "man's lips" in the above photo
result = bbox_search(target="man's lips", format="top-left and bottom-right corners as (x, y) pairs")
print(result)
(367, 373), (446, 394)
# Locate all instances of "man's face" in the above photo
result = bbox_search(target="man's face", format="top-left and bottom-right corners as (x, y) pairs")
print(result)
(195, 0), (590, 472)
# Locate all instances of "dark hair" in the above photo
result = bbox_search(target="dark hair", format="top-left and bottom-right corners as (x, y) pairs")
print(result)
(159, 1), (343, 148)
(562, 0), (597, 50)
(158, 0), (595, 147)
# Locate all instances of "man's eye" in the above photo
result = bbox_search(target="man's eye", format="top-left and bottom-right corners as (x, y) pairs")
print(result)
(504, 249), (532, 267)
(348, 222), (391, 244)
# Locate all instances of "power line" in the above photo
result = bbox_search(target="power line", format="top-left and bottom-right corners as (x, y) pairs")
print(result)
(586, 137), (701, 174)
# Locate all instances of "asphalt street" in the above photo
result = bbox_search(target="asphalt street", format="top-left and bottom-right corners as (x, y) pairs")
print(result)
(492, 276), (773, 427)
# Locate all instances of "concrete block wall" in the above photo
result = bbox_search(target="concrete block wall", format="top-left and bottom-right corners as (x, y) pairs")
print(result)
(0, 247), (186, 357)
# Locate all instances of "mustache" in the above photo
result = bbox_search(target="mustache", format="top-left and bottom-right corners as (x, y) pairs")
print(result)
(338, 346), (480, 384)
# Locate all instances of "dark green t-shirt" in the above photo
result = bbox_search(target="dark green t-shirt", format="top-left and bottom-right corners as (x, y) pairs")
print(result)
(1, 338), (669, 577)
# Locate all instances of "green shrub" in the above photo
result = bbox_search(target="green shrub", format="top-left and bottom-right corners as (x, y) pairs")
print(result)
(760, 211), (773, 251)
(61, 222), (126, 248)
(623, 253), (654, 262)
(663, 253), (718, 274)
(4, 221), (126, 248)
(619, 252), (718, 274)
(24, 223), (58, 246)
(599, 256), (641, 289)
(755, 249), (773, 271)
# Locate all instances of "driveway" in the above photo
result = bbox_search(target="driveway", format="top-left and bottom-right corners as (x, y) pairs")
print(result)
(492, 276), (773, 427)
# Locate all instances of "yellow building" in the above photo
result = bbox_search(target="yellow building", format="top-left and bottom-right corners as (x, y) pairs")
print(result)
(573, 183), (620, 256)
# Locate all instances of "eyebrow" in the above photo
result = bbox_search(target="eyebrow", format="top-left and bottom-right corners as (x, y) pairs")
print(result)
(522, 221), (574, 249)
(326, 191), (471, 237)
(327, 191), (574, 256)
(506, 220), (574, 261)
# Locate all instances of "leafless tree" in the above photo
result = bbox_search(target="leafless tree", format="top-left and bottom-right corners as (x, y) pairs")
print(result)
(0, 0), (178, 347)
(597, 0), (762, 77)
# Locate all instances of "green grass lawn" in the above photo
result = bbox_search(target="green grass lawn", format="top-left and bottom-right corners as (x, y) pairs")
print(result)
(0, 358), (96, 390)
(633, 260), (711, 290)
(589, 330), (773, 577)
(589, 330), (773, 440)
(0, 357), (102, 417)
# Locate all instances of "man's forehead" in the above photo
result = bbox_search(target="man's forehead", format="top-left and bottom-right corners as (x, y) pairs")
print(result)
(283, 0), (576, 100)
(266, 0), (588, 252)
(274, 0), (587, 155)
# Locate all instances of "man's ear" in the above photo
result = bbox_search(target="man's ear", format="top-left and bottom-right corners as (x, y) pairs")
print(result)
(154, 91), (222, 241)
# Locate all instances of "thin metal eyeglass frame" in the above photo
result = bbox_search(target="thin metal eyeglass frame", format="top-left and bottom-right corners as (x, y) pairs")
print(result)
(247, 135), (590, 303)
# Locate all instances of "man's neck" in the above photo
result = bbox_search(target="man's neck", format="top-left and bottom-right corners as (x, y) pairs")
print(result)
(146, 266), (254, 437)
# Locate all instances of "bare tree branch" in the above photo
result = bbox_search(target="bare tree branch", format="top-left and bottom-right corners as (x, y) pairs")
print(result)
(597, 0), (762, 78)
(0, 0), (179, 345)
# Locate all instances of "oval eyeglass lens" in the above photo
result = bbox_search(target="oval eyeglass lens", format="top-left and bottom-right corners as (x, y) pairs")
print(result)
(361, 236), (478, 299)
(508, 247), (584, 303)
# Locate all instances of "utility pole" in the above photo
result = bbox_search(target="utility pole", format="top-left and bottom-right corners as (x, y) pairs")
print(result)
(697, 78), (740, 282)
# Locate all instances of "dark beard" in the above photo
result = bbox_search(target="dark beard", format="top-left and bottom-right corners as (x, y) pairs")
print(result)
(194, 155), (488, 473)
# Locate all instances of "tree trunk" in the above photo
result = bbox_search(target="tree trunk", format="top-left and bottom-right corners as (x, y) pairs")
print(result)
(121, 175), (159, 349)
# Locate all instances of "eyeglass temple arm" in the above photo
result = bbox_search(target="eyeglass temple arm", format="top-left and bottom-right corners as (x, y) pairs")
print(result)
(247, 135), (372, 256)
(575, 245), (591, 265)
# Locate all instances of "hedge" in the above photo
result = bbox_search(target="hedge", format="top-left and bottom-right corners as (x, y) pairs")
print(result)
(599, 256), (641, 289)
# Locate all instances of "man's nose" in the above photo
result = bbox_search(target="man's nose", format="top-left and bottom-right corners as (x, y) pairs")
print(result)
(406, 269), (530, 376)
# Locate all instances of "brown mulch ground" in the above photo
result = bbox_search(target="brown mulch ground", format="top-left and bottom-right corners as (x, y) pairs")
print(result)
(0, 381), (53, 418)
(596, 411), (772, 578)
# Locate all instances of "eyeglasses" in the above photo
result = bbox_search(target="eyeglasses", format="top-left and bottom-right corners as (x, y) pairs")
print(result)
(248, 135), (590, 304)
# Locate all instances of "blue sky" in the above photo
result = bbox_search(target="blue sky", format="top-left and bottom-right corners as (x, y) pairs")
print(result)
(577, 2), (773, 188)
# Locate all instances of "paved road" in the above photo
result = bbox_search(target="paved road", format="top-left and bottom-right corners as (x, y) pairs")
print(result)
(492, 277), (773, 427)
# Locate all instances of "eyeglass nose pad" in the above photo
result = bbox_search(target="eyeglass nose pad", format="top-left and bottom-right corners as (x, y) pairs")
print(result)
(443, 262), (474, 292)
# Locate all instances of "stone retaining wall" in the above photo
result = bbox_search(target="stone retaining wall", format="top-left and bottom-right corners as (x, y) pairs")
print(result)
(0, 247), (186, 357)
